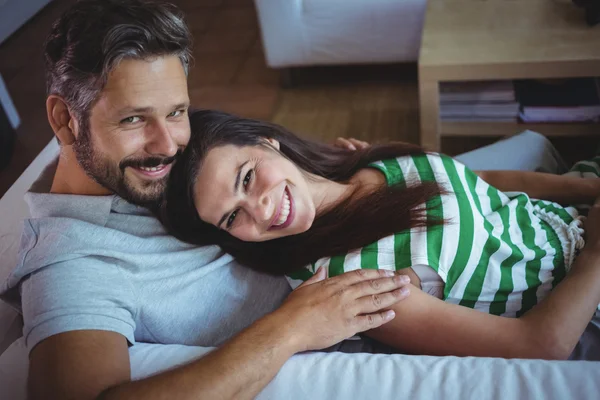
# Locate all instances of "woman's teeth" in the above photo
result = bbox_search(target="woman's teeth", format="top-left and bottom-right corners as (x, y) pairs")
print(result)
(139, 165), (165, 172)
(273, 190), (291, 226)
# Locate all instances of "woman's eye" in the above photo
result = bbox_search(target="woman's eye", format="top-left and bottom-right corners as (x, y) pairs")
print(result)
(121, 116), (142, 124)
(226, 210), (238, 229)
(243, 169), (253, 188)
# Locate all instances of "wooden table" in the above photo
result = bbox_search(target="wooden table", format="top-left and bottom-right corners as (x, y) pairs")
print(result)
(418, 0), (600, 151)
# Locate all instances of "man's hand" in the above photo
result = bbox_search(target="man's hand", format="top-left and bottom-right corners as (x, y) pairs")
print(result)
(333, 137), (370, 151)
(277, 268), (410, 352)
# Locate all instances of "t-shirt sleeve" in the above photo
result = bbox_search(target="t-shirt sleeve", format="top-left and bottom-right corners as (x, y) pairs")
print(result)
(21, 257), (137, 351)
(285, 268), (314, 290)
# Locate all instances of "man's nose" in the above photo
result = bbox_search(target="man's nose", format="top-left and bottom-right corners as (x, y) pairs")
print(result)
(145, 121), (178, 157)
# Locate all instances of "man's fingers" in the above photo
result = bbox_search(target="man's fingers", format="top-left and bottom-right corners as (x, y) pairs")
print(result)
(348, 138), (369, 150)
(352, 274), (410, 297)
(354, 286), (410, 315)
(353, 310), (396, 332)
(334, 137), (356, 151)
(296, 266), (326, 289)
(327, 269), (396, 287)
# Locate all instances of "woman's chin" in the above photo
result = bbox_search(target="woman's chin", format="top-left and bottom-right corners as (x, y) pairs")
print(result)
(293, 214), (314, 234)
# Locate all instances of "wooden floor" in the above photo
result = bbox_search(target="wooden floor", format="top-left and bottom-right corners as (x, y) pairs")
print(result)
(0, 0), (596, 198)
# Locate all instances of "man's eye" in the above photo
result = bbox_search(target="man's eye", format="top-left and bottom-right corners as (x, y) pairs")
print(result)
(243, 169), (253, 188)
(121, 116), (142, 124)
(169, 110), (184, 118)
(226, 210), (238, 229)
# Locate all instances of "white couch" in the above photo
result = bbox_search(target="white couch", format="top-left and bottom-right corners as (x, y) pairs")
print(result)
(253, 0), (427, 68)
(2, 132), (600, 399)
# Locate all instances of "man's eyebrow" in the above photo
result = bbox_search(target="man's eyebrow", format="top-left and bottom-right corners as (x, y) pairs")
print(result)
(117, 107), (154, 117)
(172, 102), (190, 111)
(217, 160), (250, 228)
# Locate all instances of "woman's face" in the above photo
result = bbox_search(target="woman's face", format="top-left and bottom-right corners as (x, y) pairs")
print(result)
(193, 141), (317, 242)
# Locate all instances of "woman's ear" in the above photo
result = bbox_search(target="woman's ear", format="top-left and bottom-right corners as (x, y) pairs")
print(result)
(46, 95), (77, 145)
(265, 137), (280, 150)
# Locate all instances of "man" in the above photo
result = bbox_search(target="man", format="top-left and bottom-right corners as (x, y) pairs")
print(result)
(0, 1), (411, 399)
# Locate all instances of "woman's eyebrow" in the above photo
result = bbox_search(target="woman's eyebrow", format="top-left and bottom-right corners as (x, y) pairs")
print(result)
(217, 160), (250, 228)
(234, 160), (250, 195)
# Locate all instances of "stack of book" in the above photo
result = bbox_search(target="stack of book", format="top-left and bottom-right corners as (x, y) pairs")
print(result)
(514, 78), (600, 123)
(440, 80), (519, 122)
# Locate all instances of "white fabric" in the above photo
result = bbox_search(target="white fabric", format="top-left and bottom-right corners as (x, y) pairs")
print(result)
(254, 0), (427, 67)
(2, 337), (600, 400)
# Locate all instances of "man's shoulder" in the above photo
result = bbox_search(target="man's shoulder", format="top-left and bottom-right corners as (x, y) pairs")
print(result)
(25, 191), (115, 223)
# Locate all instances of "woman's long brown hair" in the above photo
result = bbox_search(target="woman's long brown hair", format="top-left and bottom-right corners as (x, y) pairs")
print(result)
(160, 109), (444, 275)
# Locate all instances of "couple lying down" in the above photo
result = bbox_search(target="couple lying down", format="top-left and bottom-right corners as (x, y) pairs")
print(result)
(160, 109), (600, 360)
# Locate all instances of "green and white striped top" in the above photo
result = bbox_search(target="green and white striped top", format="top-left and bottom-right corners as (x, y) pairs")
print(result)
(286, 153), (586, 317)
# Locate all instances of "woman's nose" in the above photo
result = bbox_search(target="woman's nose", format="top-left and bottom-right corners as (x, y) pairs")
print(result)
(251, 193), (274, 225)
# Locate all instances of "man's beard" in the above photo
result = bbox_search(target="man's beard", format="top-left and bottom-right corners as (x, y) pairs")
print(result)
(72, 125), (181, 208)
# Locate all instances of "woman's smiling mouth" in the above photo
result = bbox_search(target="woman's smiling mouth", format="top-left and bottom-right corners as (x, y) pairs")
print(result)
(269, 186), (294, 230)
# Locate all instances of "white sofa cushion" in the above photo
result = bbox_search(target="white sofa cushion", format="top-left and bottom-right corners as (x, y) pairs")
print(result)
(254, 0), (427, 67)
(2, 337), (600, 400)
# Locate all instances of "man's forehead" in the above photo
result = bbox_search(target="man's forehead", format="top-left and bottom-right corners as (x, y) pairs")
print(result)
(100, 57), (189, 112)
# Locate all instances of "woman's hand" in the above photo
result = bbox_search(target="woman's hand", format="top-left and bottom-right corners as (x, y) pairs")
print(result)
(277, 268), (410, 352)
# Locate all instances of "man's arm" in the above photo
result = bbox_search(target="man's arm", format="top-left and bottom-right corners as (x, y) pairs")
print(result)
(29, 269), (410, 400)
(475, 170), (600, 204)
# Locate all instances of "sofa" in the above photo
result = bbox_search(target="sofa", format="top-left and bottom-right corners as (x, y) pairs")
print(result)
(253, 0), (427, 68)
(2, 131), (600, 399)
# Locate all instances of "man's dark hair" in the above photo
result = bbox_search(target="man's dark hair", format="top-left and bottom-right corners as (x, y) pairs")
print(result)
(44, 0), (192, 130)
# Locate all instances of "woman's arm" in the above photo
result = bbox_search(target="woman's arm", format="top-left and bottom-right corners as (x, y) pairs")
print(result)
(364, 198), (600, 360)
(475, 170), (599, 205)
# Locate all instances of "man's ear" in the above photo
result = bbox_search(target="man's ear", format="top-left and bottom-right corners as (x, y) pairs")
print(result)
(265, 137), (280, 150)
(46, 95), (78, 145)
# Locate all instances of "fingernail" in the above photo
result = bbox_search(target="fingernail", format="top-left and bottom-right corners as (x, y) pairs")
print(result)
(400, 275), (410, 284)
(384, 270), (395, 277)
(385, 310), (395, 320)
(400, 287), (410, 296)
(349, 144), (356, 150)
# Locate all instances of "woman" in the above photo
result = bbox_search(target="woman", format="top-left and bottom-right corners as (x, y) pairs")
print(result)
(161, 109), (600, 359)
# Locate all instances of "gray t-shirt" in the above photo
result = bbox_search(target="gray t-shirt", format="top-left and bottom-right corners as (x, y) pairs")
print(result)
(0, 174), (291, 351)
